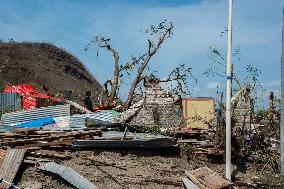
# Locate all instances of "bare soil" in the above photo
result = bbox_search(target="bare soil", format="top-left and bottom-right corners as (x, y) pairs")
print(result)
(16, 147), (281, 189)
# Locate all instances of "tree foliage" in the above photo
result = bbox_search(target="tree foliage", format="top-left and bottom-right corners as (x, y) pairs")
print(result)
(204, 45), (263, 107)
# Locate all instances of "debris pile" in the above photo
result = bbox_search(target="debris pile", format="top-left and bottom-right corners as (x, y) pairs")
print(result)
(0, 83), (281, 188)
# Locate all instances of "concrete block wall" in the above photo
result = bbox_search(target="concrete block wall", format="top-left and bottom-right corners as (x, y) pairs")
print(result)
(131, 82), (181, 128)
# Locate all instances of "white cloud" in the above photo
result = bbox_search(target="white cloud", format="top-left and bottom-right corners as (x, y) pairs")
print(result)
(266, 80), (280, 87)
(0, 0), (281, 103)
(207, 82), (220, 89)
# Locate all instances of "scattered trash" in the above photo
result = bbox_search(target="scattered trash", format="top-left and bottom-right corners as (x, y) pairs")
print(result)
(0, 82), (279, 188)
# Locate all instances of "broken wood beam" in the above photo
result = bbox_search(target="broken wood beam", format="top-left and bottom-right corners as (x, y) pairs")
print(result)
(182, 177), (200, 189)
(0, 129), (102, 147)
(185, 170), (209, 189)
(185, 167), (232, 189)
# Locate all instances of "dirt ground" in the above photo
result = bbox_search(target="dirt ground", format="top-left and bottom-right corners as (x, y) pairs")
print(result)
(17, 147), (187, 189)
(15, 147), (281, 189)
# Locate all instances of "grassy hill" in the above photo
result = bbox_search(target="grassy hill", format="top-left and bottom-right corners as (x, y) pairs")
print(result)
(0, 42), (104, 104)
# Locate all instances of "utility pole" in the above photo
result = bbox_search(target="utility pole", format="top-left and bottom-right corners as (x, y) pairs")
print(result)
(225, 0), (233, 181)
(280, 6), (284, 181)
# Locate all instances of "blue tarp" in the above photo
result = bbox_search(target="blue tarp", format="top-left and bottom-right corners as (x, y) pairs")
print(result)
(14, 116), (55, 128)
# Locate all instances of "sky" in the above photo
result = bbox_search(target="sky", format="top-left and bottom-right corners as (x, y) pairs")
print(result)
(0, 0), (282, 105)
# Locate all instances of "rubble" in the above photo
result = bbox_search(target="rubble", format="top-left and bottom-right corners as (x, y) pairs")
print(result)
(0, 128), (102, 148)
(0, 84), (280, 189)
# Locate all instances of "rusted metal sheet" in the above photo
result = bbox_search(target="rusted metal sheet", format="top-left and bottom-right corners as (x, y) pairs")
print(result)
(0, 92), (21, 114)
(0, 148), (26, 187)
(182, 98), (215, 129)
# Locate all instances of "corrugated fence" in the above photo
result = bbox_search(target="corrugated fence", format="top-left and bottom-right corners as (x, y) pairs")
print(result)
(0, 92), (22, 113)
(1, 104), (70, 125)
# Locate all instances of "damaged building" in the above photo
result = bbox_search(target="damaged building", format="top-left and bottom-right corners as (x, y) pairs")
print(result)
(130, 79), (182, 129)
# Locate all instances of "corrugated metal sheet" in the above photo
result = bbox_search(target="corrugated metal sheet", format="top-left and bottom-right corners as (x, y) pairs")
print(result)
(0, 148), (26, 186)
(39, 162), (97, 189)
(1, 104), (70, 126)
(69, 115), (86, 129)
(69, 112), (114, 129)
(88, 112), (114, 123)
(0, 92), (21, 113)
(73, 132), (177, 148)
(73, 138), (177, 148)
(182, 98), (215, 129)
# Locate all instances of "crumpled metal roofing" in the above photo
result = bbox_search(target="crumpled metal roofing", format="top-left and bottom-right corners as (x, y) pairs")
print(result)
(39, 162), (97, 189)
(69, 112), (114, 129)
(0, 148), (26, 186)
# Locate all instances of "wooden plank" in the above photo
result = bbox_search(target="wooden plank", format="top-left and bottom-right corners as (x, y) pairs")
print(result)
(185, 167), (232, 189)
(185, 170), (209, 189)
(0, 130), (102, 146)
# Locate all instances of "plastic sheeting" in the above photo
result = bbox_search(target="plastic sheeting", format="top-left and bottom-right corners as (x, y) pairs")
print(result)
(1, 104), (70, 126)
(14, 116), (55, 128)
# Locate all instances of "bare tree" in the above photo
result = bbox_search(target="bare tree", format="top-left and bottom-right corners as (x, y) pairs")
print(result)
(125, 21), (173, 109)
(85, 36), (119, 105)
(86, 20), (194, 109)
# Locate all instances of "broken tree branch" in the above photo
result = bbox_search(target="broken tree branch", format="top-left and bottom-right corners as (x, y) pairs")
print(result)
(125, 21), (173, 109)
